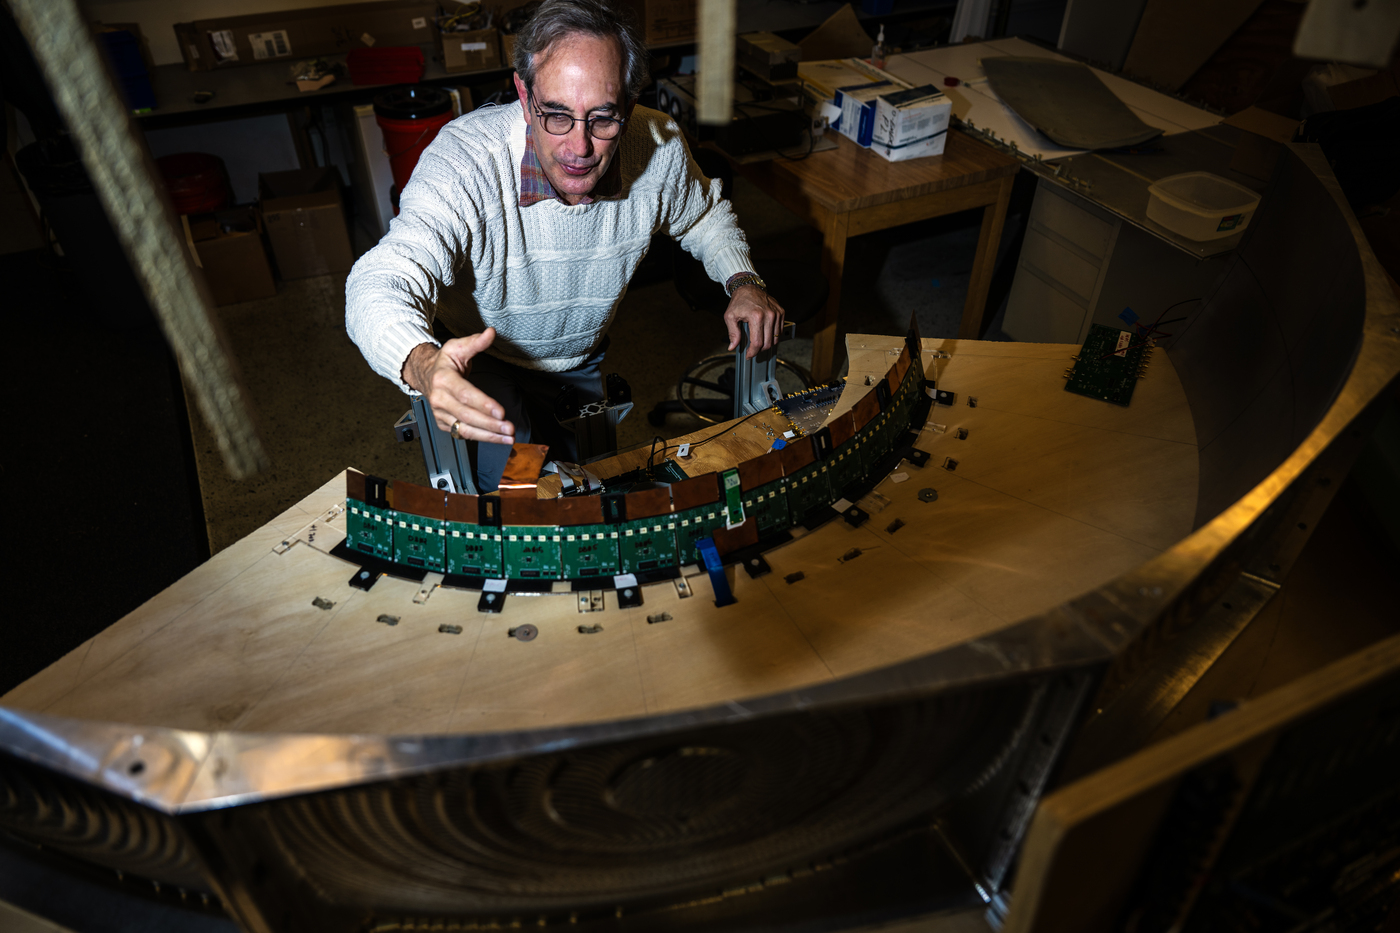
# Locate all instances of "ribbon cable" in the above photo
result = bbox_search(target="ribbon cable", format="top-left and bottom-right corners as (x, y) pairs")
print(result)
(695, 538), (736, 607)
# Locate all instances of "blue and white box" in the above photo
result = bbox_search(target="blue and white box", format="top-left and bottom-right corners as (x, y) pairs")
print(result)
(833, 81), (896, 148)
(871, 85), (952, 162)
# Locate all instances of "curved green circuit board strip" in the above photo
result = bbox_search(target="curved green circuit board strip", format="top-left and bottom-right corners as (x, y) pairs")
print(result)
(341, 338), (928, 591)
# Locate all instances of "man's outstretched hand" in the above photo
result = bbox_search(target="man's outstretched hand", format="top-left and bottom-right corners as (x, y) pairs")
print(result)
(401, 328), (515, 445)
(724, 285), (786, 359)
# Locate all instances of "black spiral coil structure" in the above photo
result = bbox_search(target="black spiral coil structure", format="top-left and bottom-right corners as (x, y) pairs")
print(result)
(210, 684), (1035, 919)
(0, 756), (208, 892)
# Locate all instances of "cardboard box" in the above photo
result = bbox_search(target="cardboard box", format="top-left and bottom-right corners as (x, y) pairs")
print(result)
(619, 0), (696, 44)
(736, 32), (800, 82)
(870, 85), (951, 162)
(440, 27), (502, 73)
(1223, 106), (1299, 182)
(183, 208), (277, 306)
(259, 168), (354, 279)
(834, 81), (899, 148)
(173, 0), (435, 72)
(798, 57), (908, 102)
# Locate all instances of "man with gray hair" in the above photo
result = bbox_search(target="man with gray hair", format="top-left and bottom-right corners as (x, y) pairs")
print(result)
(346, 0), (782, 491)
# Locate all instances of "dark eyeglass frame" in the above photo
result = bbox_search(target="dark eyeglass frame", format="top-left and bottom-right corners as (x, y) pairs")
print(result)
(528, 91), (626, 140)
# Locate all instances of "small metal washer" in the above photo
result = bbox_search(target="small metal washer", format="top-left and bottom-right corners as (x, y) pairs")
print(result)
(918, 488), (939, 503)
(512, 624), (538, 642)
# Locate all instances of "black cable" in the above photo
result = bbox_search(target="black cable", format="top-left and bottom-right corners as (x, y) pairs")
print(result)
(689, 407), (769, 449)
(1138, 297), (1201, 337)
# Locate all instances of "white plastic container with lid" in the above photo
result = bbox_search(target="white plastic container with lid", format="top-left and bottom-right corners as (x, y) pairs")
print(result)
(1146, 172), (1262, 241)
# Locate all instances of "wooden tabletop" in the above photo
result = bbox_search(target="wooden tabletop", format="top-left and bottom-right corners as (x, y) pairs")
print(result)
(4, 336), (1200, 737)
(743, 127), (1020, 216)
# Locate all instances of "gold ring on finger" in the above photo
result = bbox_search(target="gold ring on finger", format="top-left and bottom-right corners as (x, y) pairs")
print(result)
(450, 420), (463, 439)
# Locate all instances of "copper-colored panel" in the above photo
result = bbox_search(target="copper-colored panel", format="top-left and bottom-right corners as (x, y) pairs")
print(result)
(895, 344), (912, 384)
(737, 452), (784, 490)
(626, 486), (673, 520)
(852, 390), (881, 431)
(886, 364), (902, 397)
(557, 496), (604, 526)
(827, 410), (856, 447)
(711, 516), (758, 556)
(444, 491), (478, 524)
(670, 473), (720, 511)
(499, 443), (551, 496)
(345, 469), (366, 503)
(392, 481), (446, 520)
(501, 496), (563, 527)
(778, 435), (817, 473)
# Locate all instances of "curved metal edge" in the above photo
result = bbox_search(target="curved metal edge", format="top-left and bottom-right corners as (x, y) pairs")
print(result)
(1058, 143), (1400, 775)
(0, 610), (1109, 813)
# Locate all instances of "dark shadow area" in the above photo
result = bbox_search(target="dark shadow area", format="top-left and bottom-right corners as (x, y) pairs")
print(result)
(1, 248), (208, 696)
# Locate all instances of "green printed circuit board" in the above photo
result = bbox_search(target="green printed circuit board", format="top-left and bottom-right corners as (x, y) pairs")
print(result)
(1065, 324), (1153, 406)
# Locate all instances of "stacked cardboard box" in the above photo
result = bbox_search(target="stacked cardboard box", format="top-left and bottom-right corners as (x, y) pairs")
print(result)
(258, 168), (354, 280)
(183, 208), (277, 306)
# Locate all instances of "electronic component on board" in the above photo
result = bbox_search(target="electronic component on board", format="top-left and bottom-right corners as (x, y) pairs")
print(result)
(445, 492), (503, 578)
(1064, 324), (1153, 405)
(737, 451), (790, 538)
(672, 473), (726, 565)
(501, 497), (564, 580)
(721, 468), (746, 529)
(345, 470), (393, 561)
(391, 480), (447, 573)
(557, 496), (620, 580)
(616, 487), (677, 576)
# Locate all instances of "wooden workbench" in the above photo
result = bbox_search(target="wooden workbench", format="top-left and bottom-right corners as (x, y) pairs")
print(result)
(3, 335), (1198, 736)
(738, 130), (1020, 383)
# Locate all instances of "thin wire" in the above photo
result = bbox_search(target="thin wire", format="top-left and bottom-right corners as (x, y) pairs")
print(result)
(1140, 298), (1202, 336)
(689, 408), (769, 449)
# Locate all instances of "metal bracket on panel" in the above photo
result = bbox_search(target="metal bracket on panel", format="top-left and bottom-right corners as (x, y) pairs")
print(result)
(414, 572), (443, 605)
(408, 394), (476, 495)
(733, 321), (792, 418)
(478, 578), (507, 613)
(349, 567), (380, 591)
(393, 409), (416, 443)
(556, 373), (634, 463)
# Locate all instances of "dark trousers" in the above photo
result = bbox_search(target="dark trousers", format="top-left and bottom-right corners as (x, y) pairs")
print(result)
(432, 321), (607, 492)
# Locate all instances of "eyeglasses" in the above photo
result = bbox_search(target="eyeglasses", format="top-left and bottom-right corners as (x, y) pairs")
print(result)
(529, 93), (626, 140)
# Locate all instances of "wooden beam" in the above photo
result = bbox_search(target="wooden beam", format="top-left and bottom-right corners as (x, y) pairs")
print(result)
(697, 0), (735, 125)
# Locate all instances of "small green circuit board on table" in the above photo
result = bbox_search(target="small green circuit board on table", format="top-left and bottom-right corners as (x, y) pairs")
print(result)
(1065, 324), (1152, 405)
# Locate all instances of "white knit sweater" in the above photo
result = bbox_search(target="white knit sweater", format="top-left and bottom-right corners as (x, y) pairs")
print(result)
(345, 101), (754, 389)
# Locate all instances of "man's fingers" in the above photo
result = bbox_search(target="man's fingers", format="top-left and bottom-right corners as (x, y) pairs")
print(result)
(726, 316), (741, 351)
(450, 406), (516, 444)
(453, 380), (507, 422)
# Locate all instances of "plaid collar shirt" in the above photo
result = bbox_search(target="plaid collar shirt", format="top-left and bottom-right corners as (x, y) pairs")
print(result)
(518, 122), (623, 207)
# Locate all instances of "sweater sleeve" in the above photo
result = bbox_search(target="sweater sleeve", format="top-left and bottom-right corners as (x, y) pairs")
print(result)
(661, 135), (754, 286)
(344, 127), (484, 393)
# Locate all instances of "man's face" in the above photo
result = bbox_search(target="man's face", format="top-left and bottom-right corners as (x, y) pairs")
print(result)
(513, 34), (630, 205)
